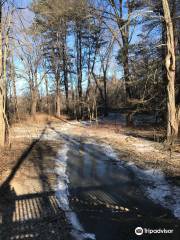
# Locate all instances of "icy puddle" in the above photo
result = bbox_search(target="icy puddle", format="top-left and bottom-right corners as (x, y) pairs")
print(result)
(55, 135), (180, 240)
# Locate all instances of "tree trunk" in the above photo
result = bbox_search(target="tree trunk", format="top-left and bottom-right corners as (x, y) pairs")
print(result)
(103, 79), (108, 117)
(45, 75), (50, 115)
(12, 62), (18, 119)
(162, 0), (179, 144)
(55, 73), (61, 117)
(0, 6), (5, 147)
(76, 25), (83, 118)
(62, 35), (69, 113)
(0, 90), (5, 146)
(116, 0), (131, 102)
(12, 78), (18, 119)
(31, 88), (37, 117)
(56, 92), (61, 117)
(30, 71), (38, 118)
(102, 69), (108, 116)
(174, 0), (180, 107)
(122, 35), (131, 101)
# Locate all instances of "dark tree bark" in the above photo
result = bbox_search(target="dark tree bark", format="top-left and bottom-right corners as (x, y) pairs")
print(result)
(45, 75), (50, 115)
(62, 33), (69, 113)
(30, 70), (38, 118)
(76, 23), (83, 118)
(55, 70), (61, 117)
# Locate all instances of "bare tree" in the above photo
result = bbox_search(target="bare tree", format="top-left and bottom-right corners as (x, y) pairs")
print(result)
(0, 0), (11, 146)
(16, 35), (45, 118)
(0, 1), (5, 146)
(104, 1), (135, 101)
(162, 0), (180, 144)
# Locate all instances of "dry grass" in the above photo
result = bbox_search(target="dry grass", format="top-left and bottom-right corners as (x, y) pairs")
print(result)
(0, 113), (65, 185)
(67, 122), (180, 178)
(13, 113), (58, 125)
(1, 115), (180, 187)
(0, 140), (30, 183)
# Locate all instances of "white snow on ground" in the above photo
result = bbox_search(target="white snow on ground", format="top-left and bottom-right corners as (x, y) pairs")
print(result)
(56, 131), (180, 220)
(13, 121), (180, 221)
(41, 129), (61, 141)
(83, 138), (120, 161)
(100, 143), (119, 160)
(91, 140), (180, 219)
(126, 162), (180, 219)
(55, 143), (96, 240)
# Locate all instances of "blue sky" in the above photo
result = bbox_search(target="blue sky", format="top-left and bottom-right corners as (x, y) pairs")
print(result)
(12, 0), (158, 96)
(10, 0), (34, 95)
(13, 0), (122, 95)
(14, 0), (32, 8)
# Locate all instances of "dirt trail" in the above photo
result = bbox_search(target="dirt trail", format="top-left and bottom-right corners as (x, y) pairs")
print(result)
(0, 120), (179, 240)
(0, 124), (71, 240)
(50, 119), (180, 179)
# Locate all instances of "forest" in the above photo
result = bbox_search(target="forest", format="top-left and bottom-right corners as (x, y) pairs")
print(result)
(0, 0), (179, 145)
(0, 1), (180, 240)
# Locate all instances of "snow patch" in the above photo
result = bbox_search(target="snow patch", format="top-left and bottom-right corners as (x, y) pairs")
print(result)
(92, 140), (180, 219)
(100, 143), (118, 160)
(55, 144), (96, 240)
(127, 163), (180, 219)
(83, 138), (119, 161)
(41, 129), (61, 141)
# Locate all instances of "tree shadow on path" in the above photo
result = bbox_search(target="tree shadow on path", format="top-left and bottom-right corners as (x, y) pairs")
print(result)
(0, 125), (71, 240)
